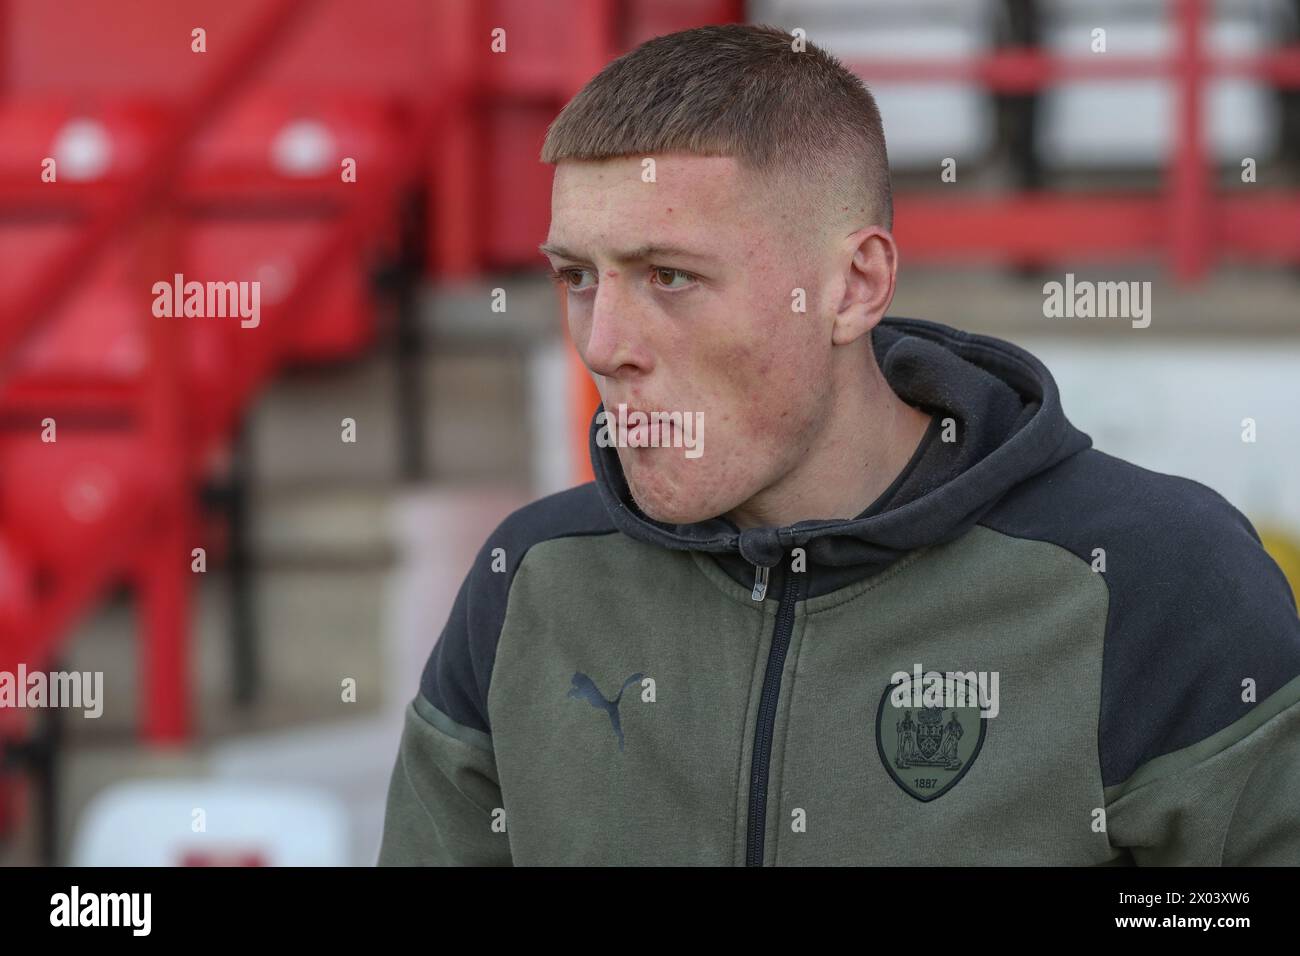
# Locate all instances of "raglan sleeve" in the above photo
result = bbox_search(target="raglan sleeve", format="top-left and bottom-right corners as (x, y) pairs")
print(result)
(1100, 488), (1300, 866)
(1102, 678), (1300, 866)
(377, 541), (514, 866)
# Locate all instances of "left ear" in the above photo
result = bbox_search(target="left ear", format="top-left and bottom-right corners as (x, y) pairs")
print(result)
(831, 227), (897, 346)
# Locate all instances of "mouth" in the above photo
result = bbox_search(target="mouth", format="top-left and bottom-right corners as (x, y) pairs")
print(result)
(610, 402), (675, 448)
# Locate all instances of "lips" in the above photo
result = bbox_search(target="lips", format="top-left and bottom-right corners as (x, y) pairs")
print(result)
(610, 402), (675, 447)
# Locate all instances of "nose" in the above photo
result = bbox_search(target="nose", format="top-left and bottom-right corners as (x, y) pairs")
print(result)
(579, 273), (650, 380)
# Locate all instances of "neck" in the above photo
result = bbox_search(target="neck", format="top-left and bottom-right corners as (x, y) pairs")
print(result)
(724, 351), (932, 530)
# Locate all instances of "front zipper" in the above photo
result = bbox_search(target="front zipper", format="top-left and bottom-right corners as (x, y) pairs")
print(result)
(745, 553), (803, 866)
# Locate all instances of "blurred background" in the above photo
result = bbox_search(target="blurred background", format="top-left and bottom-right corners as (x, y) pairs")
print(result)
(0, 0), (1297, 866)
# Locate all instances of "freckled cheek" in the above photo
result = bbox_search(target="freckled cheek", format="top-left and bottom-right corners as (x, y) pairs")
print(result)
(675, 306), (821, 438)
(693, 364), (802, 447)
(698, 345), (761, 413)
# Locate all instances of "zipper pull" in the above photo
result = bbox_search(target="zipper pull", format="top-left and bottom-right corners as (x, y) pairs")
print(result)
(751, 564), (770, 602)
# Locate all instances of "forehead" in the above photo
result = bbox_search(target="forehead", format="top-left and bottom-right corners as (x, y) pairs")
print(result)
(547, 154), (769, 249)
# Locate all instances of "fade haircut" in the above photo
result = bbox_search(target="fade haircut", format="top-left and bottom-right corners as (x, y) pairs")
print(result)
(540, 23), (893, 233)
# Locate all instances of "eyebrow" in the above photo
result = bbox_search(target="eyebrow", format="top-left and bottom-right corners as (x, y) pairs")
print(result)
(538, 242), (720, 266)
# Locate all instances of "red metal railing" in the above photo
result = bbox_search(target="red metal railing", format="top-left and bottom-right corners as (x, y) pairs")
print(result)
(0, 0), (317, 371)
(0, 0), (447, 749)
(855, 0), (1300, 281)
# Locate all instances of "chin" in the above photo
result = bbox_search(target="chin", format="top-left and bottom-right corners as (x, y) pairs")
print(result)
(635, 496), (717, 525)
(624, 461), (737, 525)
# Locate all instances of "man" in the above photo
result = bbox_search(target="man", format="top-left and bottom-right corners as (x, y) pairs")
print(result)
(379, 24), (1300, 865)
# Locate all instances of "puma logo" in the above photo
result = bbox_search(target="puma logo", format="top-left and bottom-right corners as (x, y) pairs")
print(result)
(567, 672), (644, 752)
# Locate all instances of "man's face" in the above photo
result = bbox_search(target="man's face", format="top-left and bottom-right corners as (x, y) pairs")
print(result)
(543, 153), (835, 525)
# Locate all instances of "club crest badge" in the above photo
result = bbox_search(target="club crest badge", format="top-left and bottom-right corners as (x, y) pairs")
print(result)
(874, 670), (989, 801)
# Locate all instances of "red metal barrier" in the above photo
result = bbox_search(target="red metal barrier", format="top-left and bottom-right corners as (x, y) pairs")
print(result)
(0, 0), (447, 767)
(849, 0), (1300, 281)
(0, 0), (318, 370)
